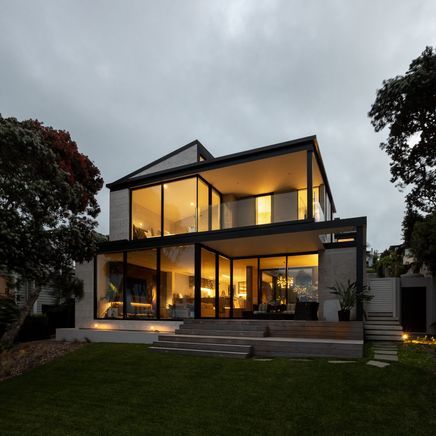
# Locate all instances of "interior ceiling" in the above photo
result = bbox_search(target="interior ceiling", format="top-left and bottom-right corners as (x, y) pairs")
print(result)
(200, 151), (324, 197)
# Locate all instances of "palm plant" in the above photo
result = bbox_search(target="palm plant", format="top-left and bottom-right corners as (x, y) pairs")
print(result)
(328, 280), (373, 320)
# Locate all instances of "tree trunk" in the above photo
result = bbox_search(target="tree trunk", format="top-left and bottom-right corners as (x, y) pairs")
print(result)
(0, 284), (41, 349)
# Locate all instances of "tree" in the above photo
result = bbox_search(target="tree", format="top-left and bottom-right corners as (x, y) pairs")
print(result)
(410, 210), (436, 275)
(0, 115), (103, 347)
(369, 46), (436, 214)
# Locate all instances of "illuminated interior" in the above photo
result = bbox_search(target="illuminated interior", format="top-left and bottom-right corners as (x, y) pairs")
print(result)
(95, 248), (318, 320)
(256, 195), (272, 225)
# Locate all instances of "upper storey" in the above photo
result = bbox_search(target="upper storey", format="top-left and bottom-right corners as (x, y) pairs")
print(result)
(107, 136), (336, 241)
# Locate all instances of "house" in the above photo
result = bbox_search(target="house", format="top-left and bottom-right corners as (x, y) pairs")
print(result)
(58, 136), (367, 357)
(0, 272), (56, 314)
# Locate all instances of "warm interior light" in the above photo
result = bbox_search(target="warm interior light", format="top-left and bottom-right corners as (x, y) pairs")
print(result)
(130, 302), (152, 308)
(163, 184), (168, 189)
(256, 195), (272, 224)
(190, 202), (195, 207)
(402, 333), (409, 341)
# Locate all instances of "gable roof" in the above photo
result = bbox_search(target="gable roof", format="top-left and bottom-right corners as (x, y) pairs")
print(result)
(110, 139), (214, 186)
(107, 135), (336, 213)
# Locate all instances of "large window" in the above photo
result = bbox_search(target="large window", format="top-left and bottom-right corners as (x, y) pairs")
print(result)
(218, 256), (231, 318)
(297, 187), (320, 220)
(287, 254), (318, 303)
(96, 253), (124, 319)
(132, 177), (222, 238)
(256, 195), (272, 225)
(164, 178), (197, 236)
(211, 189), (221, 230)
(198, 179), (209, 232)
(131, 185), (162, 239)
(260, 257), (287, 305)
(160, 246), (195, 319)
(233, 258), (258, 317)
(125, 250), (157, 319)
(200, 248), (216, 318)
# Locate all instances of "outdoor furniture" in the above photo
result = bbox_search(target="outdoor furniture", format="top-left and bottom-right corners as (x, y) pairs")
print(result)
(295, 302), (319, 320)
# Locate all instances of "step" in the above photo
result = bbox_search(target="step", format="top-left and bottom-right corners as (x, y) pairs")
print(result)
(149, 346), (250, 358)
(364, 325), (403, 331)
(366, 335), (403, 341)
(178, 323), (266, 331)
(367, 317), (399, 321)
(367, 312), (394, 317)
(365, 321), (401, 325)
(175, 328), (267, 337)
(151, 341), (252, 353)
(365, 329), (402, 336)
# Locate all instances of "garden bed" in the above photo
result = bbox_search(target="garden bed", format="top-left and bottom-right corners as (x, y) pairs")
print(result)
(0, 340), (84, 382)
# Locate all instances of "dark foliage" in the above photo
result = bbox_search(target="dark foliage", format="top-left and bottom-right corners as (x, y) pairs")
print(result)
(369, 46), (436, 214)
(0, 115), (103, 345)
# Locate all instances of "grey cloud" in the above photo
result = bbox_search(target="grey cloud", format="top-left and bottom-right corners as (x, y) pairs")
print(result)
(1, 0), (435, 250)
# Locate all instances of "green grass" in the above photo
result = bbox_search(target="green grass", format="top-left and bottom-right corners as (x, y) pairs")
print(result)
(0, 344), (435, 436)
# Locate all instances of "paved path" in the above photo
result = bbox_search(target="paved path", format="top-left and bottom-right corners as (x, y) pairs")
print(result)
(367, 342), (399, 368)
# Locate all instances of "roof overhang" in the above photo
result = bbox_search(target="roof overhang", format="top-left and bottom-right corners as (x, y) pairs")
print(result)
(98, 217), (366, 256)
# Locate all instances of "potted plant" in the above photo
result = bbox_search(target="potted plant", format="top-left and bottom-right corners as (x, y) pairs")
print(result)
(328, 280), (373, 321)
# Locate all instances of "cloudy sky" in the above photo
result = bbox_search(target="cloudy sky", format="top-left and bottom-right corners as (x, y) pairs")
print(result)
(1, 0), (435, 250)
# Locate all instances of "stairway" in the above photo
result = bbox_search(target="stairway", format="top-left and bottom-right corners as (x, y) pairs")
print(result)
(149, 320), (267, 358)
(364, 312), (403, 342)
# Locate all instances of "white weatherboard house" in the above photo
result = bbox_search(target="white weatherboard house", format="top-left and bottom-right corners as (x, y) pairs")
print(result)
(58, 136), (369, 358)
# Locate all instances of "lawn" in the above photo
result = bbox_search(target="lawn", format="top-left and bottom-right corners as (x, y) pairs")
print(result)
(0, 343), (435, 435)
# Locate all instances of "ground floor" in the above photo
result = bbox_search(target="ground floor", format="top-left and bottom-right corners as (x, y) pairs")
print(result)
(74, 218), (367, 335)
(95, 245), (321, 322)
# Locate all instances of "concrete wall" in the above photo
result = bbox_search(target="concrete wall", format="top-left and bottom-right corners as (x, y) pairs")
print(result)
(318, 247), (358, 321)
(109, 189), (130, 241)
(133, 144), (198, 177)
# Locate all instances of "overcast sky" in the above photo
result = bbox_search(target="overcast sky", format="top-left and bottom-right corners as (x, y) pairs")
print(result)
(1, 0), (435, 250)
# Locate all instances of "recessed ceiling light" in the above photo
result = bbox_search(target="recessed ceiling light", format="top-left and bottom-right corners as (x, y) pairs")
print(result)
(163, 184), (168, 189)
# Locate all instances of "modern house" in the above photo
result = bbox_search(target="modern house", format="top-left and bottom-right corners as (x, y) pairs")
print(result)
(58, 136), (367, 358)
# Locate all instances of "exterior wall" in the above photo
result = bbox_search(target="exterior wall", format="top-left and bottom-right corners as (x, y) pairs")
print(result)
(133, 144), (198, 177)
(318, 247), (358, 321)
(109, 189), (130, 241)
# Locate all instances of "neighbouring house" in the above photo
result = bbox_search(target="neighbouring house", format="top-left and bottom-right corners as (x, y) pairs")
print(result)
(58, 136), (368, 358)
(0, 272), (56, 314)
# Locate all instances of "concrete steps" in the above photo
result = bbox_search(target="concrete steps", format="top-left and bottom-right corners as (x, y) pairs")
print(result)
(176, 319), (269, 338)
(149, 346), (251, 359)
(151, 319), (262, 358)
(364, 314), (403, 342)
(150, 339), (252, 358)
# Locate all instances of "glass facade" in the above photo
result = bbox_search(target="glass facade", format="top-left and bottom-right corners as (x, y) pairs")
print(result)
(218, 256), (231, 318)
(132, 177), (222, 238)
(95, 249), (318, 320)
(200, 248), (216, 318)
(232, 258), (258, 318)
(255, 195), (272, 225)
(260, 257), (287, 305)
(131, 185), (162, 239)
(96, 253), (124, 319)
(164, 178), (197, 236)
(198, 178), (209, 232)
(160, 245), (195, 319)
(125, 250), (157, 319)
